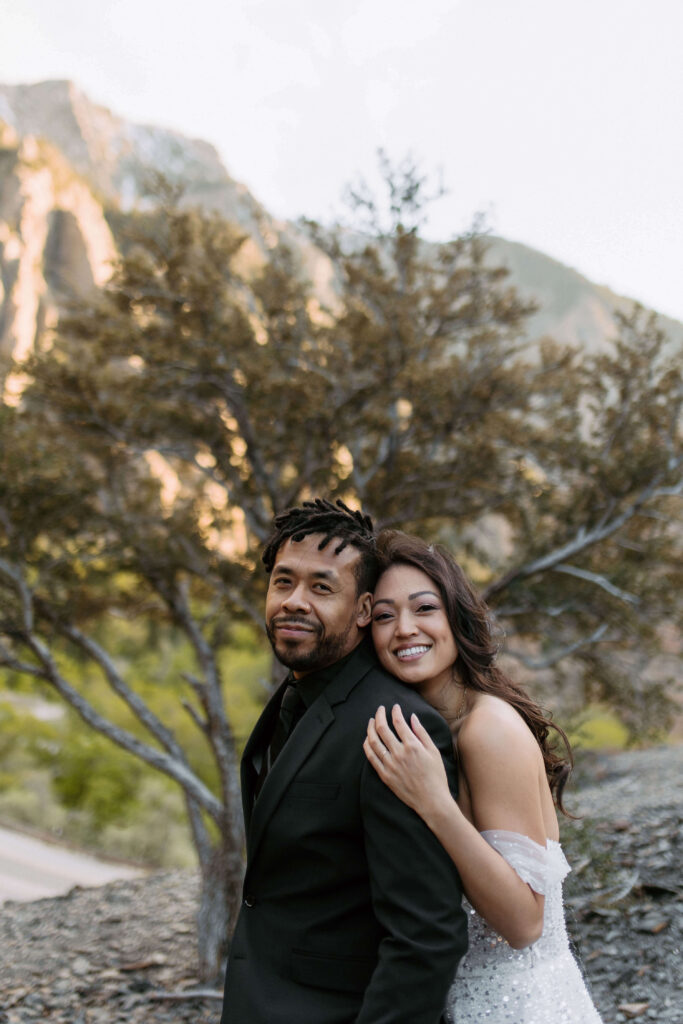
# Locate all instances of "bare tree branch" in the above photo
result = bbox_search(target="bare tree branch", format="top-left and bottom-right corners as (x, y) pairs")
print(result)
(552, 564), (640, 606)
(55, 620), (193, 759)
(484, 462), (682, 601)
(504, 623), (610, 670)
(0, 641), (44, 677)
(0, 560), (224, 821)
(182, 698), (210, 735)
(167, 582), (243, 846)
(23, 628), (224, 819)
(0, 557), (35, 632)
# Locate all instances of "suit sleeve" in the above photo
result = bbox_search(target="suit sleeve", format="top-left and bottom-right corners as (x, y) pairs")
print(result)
(356, 698), (468, 1024)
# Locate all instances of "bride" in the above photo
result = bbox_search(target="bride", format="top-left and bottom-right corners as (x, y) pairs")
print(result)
(364, 530), (602, 1024)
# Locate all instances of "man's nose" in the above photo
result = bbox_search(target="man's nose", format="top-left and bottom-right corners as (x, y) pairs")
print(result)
(282, 583), (311, 612)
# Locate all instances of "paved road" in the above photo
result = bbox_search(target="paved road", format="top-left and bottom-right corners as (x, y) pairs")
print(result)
(0, 826), (146, 903)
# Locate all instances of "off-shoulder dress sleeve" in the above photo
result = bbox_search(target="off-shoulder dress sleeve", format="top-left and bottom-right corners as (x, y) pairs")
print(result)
(481, 829), (571, 895)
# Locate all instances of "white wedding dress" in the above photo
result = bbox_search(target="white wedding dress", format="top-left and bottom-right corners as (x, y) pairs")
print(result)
(445, 830), (603, 1023)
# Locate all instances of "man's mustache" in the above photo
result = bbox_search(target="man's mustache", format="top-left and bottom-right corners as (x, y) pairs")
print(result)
(270, 616), (321, 633)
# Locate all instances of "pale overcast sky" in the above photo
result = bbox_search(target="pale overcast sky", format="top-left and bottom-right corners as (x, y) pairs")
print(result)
(2, 0), (682, 321)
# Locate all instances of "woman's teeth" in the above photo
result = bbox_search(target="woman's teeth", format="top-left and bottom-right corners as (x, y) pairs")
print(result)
(396, 645), (430, 659)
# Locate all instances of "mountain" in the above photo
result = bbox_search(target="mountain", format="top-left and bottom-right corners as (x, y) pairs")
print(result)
(487, 236), (683, 355)
(0, 79), (681, 381)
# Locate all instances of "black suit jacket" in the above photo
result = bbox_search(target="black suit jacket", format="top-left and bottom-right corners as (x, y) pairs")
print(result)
(221, 640), (467, 1024)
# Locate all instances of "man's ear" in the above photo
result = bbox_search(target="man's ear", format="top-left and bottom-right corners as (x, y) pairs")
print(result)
(356, 592), (373, 628)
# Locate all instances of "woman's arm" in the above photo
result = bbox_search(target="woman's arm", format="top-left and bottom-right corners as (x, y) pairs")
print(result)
(364, 702), (549, 949)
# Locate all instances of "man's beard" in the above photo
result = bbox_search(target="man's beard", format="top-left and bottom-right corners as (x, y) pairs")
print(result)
(265, 614), (357, 674)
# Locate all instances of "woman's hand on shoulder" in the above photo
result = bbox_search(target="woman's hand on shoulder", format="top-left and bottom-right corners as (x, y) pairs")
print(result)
(363, 704), (452, 818)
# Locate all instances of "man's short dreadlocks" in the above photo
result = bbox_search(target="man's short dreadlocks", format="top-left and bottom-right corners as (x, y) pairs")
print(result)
(262, 498), (379, 596)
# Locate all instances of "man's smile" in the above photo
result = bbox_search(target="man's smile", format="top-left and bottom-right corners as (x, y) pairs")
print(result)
(272, 618), (319, 639)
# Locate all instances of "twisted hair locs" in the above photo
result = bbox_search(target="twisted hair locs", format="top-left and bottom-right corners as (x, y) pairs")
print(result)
(262, 498), (379, 596)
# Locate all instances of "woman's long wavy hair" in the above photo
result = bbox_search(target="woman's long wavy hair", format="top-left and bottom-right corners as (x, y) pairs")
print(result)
(376, 530), (574, 815)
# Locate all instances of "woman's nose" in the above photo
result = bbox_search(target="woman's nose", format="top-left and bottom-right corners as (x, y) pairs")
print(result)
(395, 610), (418, 637)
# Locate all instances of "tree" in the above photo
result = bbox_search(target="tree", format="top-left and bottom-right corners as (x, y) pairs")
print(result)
(0, 161), (680, 978)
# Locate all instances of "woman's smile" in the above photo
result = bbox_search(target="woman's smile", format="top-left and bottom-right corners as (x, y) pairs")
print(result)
(394, 643), (432, 661)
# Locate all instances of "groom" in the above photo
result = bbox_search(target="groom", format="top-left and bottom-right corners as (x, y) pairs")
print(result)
(221, 499), (467, 1024)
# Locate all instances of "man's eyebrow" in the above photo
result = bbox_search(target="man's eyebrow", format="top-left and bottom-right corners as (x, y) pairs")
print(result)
(272, 565), (338, 581)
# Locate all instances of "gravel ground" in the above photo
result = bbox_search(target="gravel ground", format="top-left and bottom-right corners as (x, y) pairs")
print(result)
(560, 745), (682, 1024)
(0, 745), (680, 1024)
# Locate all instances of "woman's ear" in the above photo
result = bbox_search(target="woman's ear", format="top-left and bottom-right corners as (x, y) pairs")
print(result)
(356, 592), (373, 628)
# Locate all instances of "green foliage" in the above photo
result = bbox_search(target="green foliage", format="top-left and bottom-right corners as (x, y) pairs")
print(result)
(568, 707), (630, 750)
(43, 723), (141, 828)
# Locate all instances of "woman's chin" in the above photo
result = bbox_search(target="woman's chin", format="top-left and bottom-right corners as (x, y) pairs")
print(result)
(382, 658), (430, 686)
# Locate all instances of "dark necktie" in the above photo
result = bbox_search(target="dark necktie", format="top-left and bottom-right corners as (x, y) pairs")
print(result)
(255, 683), (306, 797)
(268, 683), (307, 767)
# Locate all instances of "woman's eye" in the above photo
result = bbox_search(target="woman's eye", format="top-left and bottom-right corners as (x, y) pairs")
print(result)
(372, 612), (392, 623)
(417, 603), (437, 613)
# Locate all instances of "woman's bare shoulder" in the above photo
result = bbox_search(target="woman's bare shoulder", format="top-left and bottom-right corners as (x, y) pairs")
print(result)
(458, 695), (541, 765)
(456, 695), (553, 837)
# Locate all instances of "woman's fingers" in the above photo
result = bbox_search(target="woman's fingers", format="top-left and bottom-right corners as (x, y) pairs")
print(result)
(373, 705), (401, 754)
(390, 703), (413, 740)
(363, 735), (389, 777)
(366, 704), (429, 779)
(366, 715), (394, 763)
(410, 712), (438, 752)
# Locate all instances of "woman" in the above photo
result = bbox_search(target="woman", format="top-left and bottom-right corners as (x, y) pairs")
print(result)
(364, 530), (602, 1024)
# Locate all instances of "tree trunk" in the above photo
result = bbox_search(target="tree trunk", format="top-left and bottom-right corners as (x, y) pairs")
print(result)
(196, 838), (245, 984)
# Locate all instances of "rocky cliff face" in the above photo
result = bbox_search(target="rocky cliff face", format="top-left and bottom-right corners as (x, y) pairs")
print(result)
(0, 81), (342, 384)
(0, 79), (681, 384)
(0, 117), (115, 381)
(0, 80), (266, 231)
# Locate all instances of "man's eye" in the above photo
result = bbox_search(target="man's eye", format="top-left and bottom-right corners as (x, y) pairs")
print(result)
(273, 577), (290, 586)
(314, 583), (332, 592)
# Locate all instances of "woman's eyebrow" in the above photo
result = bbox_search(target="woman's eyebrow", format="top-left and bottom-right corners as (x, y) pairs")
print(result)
(409, 590), (440, 600)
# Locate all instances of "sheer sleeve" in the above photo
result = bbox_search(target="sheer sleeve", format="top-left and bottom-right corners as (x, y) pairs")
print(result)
(481, 829), (571, 895)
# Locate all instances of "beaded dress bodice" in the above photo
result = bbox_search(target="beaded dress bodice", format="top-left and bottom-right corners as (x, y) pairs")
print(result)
(445, 830), (602, 1023)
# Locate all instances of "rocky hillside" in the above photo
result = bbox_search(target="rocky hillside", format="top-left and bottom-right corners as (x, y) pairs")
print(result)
(1, 78), (681, 386)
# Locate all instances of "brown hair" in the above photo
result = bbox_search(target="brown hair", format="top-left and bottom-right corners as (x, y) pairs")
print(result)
(376, 530), (574, 815)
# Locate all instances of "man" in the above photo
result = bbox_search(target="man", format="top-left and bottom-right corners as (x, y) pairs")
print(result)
(221, 499), (467, 1024)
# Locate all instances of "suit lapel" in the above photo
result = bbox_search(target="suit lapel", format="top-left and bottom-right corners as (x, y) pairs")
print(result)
(246, 697), (335, 862)
(244, 641), (378, 863)
(240, 682), (284, 835)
